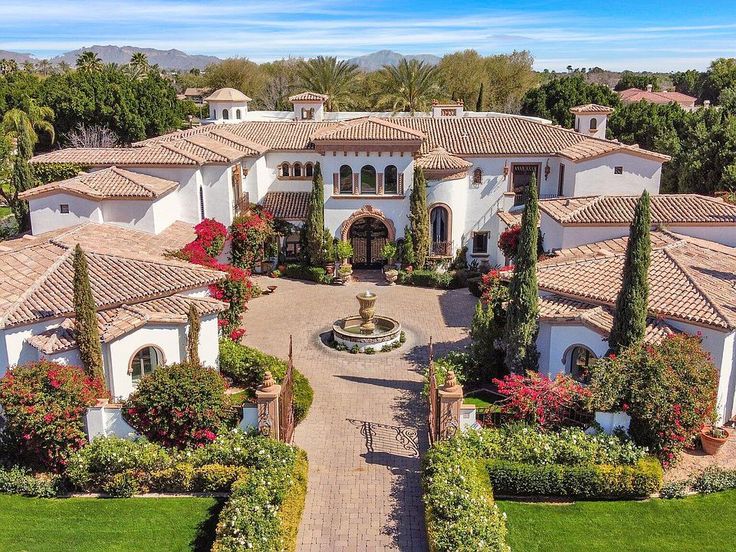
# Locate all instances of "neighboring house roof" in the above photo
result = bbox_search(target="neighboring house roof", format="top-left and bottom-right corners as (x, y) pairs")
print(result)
(415, 147), (473, 171)
(261, 191), (310, 220)
(19, 167), (178, 201)
(27, 294), (226, 353)
(183, 87), (211, 97)
(205, 88), (252, 102)
(540, 194), (736, 225)
(618, 87), (697, 106)
(539, 294), (675, 344)
(0, 230), (223, 328)
(289, 91), (329, 102)
(569, 104), (615, 114)
(525, 231), (736, 331)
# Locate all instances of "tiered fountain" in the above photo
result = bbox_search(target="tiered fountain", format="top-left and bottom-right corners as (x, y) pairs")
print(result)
(332, 291), (402, 353)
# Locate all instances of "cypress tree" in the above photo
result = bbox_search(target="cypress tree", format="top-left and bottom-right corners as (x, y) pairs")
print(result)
(608, 191), (652, 353)
(402, 226), (415, 266)
(305, 161), (324, 265)
(476, 82), (484, 112)
(504, 174), (540, 373)
(409, 167), (430, 268)
(72, 244), (104, 381)
(186, 304), (201, 365)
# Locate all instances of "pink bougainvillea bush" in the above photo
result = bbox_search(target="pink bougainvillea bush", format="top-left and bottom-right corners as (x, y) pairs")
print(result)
(494, 371), (591, 430)
(0, 361), (108, 472)
(194, 218), (228, 258)
(498, 224), (521, 259)
(589, 333), (718, 466)
(230, 208), (274, 270)
(123, 362), (230, 449)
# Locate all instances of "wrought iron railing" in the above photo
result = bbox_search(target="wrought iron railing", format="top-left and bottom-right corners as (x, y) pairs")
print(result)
(429, 241), (453, 257)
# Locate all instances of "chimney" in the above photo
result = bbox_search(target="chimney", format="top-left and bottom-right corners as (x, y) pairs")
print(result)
(646, 84), (653, 93)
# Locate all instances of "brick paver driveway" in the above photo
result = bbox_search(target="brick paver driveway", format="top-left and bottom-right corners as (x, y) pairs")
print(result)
(243, 272), (475, 551)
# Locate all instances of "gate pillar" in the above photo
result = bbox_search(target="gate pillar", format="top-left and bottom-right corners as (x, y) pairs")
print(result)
(437, 371), (463, 440)
(256, 371), (281, 440)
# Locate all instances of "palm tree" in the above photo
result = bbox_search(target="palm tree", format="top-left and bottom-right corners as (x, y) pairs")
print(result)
(375, 59), (440, 114)
(35, 59), (54, 76)
(0, 59), (18, 75)
(2, 100), (55, 149)
(127, 52), (149, 79)
(76, 51), (103, 73)
(297, 56), (358, 111)
(57, 61), (71, 73)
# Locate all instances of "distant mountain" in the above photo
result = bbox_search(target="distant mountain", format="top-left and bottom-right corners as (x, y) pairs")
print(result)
(49, 45), (221, 71)
(0, 50), (36, 64)
(347, 50), (441, 71)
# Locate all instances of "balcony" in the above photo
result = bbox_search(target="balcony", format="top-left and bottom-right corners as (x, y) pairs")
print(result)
(429, 241), (453, 257)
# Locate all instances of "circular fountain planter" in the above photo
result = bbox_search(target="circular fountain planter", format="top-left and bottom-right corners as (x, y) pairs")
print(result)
(332, 315), (402, 353)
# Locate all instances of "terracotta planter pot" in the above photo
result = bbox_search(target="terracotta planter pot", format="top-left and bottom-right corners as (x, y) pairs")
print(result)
(326, 264), (335, 276)
(384, 269), (398, 285)
(700, 427), (730, 455)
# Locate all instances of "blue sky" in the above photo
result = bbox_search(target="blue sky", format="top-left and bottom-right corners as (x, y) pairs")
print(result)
(1, 0), (735, 71)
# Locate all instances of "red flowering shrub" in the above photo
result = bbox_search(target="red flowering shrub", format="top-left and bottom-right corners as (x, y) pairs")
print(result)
(123, 362), (230, 449)
(498, 225), (521, 259)
(494, 371), (591, 430)
(230, 209), (274, 269)
(0, 361), (107, 472)
(588, 334), (718, 466)
(194, 218), (228, 257)
(479, 269), (509, 306)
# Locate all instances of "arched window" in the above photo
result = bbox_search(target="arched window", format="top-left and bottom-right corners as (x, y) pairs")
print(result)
(589, 118), (597, 131)
(473, 168), (483, 185)
(222, 109), (229, 120)
(130, 346), (163, 384)
(384, 165), (398, 194)
(430, 205), (449, 244)
(293, 163), (302, 177)
(568, 345), (596, 383)
(340, 165), (353, 194)
(305, 163), (314, 177)
(360, 165), (376, 194)
(236, 109), (242, 119)
(308, 108), (315, 119)
(280, 162), (290, 178)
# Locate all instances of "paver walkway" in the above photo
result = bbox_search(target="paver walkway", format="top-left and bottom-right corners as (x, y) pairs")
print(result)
(243, 272), (476, 551)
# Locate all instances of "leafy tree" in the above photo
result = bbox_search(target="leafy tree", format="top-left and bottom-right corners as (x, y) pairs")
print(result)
(476, 82), (484, 111)
(409, 167), (429, 268)
(72, 244), (105, 381)
(521, 75), (620, 127)
(671, 69), (704, 98)
(297, 56), (358, 111)
(608, 191), (651, 354)
(484, 51), (537, 112)
(305, 161), (324, 265)
(504, 174), (540, 373)
(437, 49), (485, 107)
(608, 100), (686, 152)
(701, 57), (736, 103)
(470, 276), (507, 381)
(203, 58), (266, 103)
(76, 51), (103, 73)
(187, 304), (201, 365)
(259, 58), (301, 110)
(376, 59), (440, 114)
(614, 71), (660, 91)
(401, 226), (415, 266)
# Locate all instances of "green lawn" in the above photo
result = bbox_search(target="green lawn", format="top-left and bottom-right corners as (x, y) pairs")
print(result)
(499, 490), (736, 552)
(0, 495), (223, 552)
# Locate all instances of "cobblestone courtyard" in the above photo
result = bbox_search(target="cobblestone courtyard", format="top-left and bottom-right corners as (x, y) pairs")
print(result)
(244, 273), (476, 551)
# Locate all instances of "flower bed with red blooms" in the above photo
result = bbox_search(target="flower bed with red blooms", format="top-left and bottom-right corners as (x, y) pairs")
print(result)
(123, 362), (230, 449)
(0, 361), (107, 472)
(230, 208), (274, 270)
(498, 224), (521, 259)
(494, 371), (592, 430)
(194, 218), (228, 257)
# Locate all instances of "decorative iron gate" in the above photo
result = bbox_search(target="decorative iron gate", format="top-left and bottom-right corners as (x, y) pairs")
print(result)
(279, 336), (296, 443)
(427, 338), (439, 446)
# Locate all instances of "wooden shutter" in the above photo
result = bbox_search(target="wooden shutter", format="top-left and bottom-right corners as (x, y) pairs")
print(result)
(333, 173), (339, 195)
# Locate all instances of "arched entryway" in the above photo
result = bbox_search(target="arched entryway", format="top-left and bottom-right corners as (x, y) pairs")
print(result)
(348, 217), (389, 268)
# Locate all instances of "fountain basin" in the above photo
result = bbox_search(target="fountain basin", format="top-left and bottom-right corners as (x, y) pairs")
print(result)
(332, 315), (402, 353)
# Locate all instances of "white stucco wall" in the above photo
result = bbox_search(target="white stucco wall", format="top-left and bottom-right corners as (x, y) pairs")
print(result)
(667, 225), (736, 247)
(28, 194), (103, 234)
(427, 174), (468, 257)
(537, 321), (610, 378)
(293, 102), (325, 122)
(570, 153), (662, 197)
(129, 167), (201, 224)
(207, 100), (249, 124)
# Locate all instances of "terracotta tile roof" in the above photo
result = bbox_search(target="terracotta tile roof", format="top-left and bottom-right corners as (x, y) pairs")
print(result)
(539, 294), (674, 344)
(310, 117), (425, 143)
(261, 191), (310, 220)
(205, 88), (251, 102)
(26, 294), (226, 353)
(529, 231), (736, 330)
(30, 145), (205, 167)
(619, 88), (697, 106)
(415, 147), (473, 171)
(289, 92), (329, 102)
(497, 210), (522, 228)
(556, 140), (670, 162)
(540, 194), (736, 225)
(570, 104), (615, 114)
(0, 235), (224, 328)
(19, 167), (178, 201)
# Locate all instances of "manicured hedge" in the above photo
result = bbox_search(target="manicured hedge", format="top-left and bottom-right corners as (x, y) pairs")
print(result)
(399, 269), (479, 290)
(282, 264), (328, 283)
(219, 340), (313, 424)
(487, 457), (663, 499)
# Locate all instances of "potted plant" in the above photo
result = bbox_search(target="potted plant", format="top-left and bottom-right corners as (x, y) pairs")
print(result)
(382, 242), (399, 285)
(701, 423), (730, 455)
(323, 235), (336, 276)
(336, 240), (354, 284)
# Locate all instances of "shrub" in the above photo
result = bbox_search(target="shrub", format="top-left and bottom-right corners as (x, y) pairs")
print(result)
(660, 480), (689, 499)
(588, 334), (718, 465)
(487, 456), (662, 498)
(194, 218), (228, 257)
(218, 340), (313, 423)
(467, 275), (483, 297)
(498, 225), (521, 259)
(102, 471), (140, 497)
(493, 372), (591, 430)
(469, 301), (506, 383)
(0, 361), (107, 472)
(399, 269), (453, 289)
(194, 463), (248, 492)
(690, 467), (736, 494)
(283, 263), (327, 283)
(230, 209), (274, 270)
(149, 462), (197, 492)
(123, 362), (230, 449)
(0, 466), (59, 498)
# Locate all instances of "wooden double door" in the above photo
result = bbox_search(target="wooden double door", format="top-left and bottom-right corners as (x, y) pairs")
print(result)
(349, 217), (389, 268)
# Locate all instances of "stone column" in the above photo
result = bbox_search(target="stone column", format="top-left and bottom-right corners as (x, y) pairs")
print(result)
(437, 371), (464, 440)
(256, 371), (281, 440)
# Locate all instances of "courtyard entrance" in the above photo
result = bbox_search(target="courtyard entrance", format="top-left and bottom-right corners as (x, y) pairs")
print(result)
(348, 216), (389, 268)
